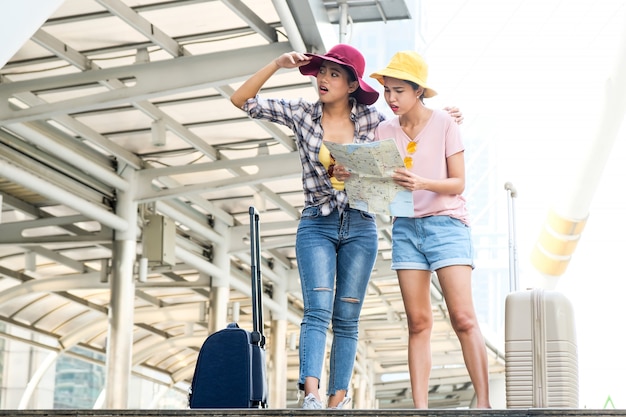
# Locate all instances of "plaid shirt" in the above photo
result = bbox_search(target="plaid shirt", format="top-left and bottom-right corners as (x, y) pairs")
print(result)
(244, 96), (386, 216)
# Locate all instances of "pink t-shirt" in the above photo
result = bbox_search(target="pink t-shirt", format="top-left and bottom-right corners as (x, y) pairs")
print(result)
(375, 109), (470, 225)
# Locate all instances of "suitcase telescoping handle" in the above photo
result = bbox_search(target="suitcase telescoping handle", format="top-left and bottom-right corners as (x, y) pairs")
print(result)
(249, 206), (265, 348)
(504, 182), (519, 292)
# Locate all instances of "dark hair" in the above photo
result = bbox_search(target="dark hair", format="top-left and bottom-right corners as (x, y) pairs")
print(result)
(337, 63), (359, 101)
(342, 64), (357, 83)
(404, 79), (424, 102)
(405, 80), (420, 90)
(319, 61), (358, 83)
(318, 61), (361, 103)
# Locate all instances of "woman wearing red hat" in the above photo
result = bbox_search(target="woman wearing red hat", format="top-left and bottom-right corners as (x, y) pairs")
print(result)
(370, 51), (491, 409)
(231, 44), (382, 410)
(231, 45), (462, 410)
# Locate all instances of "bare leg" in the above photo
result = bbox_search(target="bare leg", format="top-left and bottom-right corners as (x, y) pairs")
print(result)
(437, 265), (491, 409)
(327, 389), (347, 408)
(397, 269), (434, 408)
(304, 376), (320, 401)
(304, 374), (347, 408)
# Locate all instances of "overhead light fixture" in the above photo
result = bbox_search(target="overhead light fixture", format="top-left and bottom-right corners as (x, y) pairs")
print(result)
(151, 119), (166, 147)
(25, 251), (36, 272)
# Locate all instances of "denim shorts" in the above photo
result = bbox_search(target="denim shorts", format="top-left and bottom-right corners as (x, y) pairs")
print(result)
(391, 215), (475, 271)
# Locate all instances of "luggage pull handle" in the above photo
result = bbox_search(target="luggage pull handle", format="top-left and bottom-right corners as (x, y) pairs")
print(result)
(249, 206), (265, 348)
(504, 182), (519, 292)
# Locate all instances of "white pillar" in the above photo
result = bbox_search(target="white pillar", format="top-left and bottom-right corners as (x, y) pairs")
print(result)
(353, 360), (366, 408)
(270, 266), (289, 407)
(104, 168), (139, 408)
(208, 219), (231, 334)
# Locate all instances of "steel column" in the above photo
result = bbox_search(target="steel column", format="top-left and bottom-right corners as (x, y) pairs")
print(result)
(104, 168), (139, 408)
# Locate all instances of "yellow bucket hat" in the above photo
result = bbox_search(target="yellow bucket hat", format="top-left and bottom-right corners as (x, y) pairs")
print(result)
(370, 51), (437, 98)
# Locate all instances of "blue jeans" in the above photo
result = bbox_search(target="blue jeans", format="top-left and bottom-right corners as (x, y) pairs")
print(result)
(295, 206), (378, 395)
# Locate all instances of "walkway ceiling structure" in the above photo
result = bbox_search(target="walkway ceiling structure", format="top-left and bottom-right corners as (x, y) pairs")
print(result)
(0, 0), (505, 409)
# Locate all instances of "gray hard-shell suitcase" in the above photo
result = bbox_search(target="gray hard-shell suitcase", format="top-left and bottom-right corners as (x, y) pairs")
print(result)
(505, 288), (579, 408)
(503, 183), (579, 408)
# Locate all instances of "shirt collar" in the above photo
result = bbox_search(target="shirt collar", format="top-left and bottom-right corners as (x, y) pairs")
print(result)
(312, 98), (359, 122)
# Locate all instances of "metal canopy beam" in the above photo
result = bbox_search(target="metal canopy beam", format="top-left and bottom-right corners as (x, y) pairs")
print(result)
(0, 160), (128, 231)
(94, 0), (187, 57)
(221, 0), (278, 43)
(7, 122), (127, 191)
(285, 0), (338, 52)
(215, 85), (296, 151)
(32, 29), (91, 69)
(324, 0), (412, 24)
(139, 152), (300, 180)
(29, 28), (200, 169)
(8, 90), (143, 168)
(0, 42), (293, 125)
(136, 156), (301, 203)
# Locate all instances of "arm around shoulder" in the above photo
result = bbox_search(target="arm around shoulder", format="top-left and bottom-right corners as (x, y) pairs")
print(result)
(444, 106), (464, 125)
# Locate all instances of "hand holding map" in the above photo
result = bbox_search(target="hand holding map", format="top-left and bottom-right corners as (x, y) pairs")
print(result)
(324, 139), (414, 216)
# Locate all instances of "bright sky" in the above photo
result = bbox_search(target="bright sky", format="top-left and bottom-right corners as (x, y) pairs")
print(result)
(420, 0), (626, 408)
(357, 0), (626, 409)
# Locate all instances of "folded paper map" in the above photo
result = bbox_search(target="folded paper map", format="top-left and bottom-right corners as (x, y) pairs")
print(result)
(324, 139), (414, 216)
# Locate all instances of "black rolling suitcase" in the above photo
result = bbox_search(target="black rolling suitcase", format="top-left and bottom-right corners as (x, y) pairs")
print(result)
(188, 206), (268, 408)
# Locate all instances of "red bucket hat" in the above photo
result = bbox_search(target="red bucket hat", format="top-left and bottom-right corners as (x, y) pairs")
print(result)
(299, 44), (379, 105)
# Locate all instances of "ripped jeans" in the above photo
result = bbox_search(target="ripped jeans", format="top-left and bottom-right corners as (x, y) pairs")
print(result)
(295, 206), (378, 395)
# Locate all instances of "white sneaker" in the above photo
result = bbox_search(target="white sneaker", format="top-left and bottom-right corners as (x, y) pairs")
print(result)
(302, 393), (323, 409)
(328, 396), (351, 409)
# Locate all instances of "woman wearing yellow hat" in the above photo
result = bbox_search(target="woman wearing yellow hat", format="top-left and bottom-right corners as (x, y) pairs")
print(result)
(370, 51), (492, 409)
